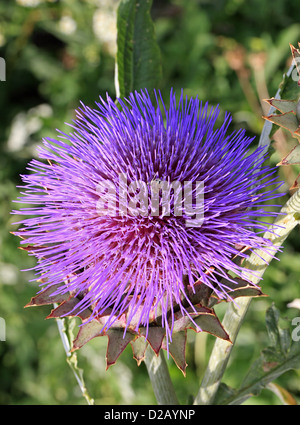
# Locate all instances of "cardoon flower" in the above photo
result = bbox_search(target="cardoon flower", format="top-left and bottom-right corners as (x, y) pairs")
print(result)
(13, 89), (281, 372)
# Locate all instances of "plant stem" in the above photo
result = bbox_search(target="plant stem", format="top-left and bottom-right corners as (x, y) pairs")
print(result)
(55, 313), (95, 405)
(144, 345), (179, 405)
(194, 188), (300, 405)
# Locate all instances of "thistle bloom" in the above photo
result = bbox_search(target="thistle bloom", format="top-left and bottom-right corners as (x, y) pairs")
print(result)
(14, 89), (281, 351)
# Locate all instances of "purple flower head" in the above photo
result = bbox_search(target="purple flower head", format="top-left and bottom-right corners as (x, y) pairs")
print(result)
(14, 89), (282, 346)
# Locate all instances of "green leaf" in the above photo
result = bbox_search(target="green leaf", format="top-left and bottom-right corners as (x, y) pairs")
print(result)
(266, 383), (298, 405)
(72, 319), (104, 351)
(130, 336), (148, 365)
(264, 111), (300, 137)
(193, 311), (230, 341)
(278, 144), (300, 166)
(139, 326), (165, 354)
(162, 331), (187, 375)
(218, 277), (264, 301)
(264, 45), (300, 140)
(290, 43), (300, 85)
(214, 304), (300, 405)
(106, 329), (135, 368)
(265, 303), (290, 356)
(47, 297), (92, 321)
(264, 98), (297, 114)
(25, 283), (69, 307)
(116, 0), (162, 98)
(279, 69), (300, 101)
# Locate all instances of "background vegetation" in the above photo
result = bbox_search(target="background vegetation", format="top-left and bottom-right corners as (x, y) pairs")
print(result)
(0, 0), (300, 405)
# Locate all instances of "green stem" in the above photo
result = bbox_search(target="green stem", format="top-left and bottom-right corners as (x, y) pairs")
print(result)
(194, 188), (300, 405)
(55, 313), (95, 405)
(144, 345), (179, 405)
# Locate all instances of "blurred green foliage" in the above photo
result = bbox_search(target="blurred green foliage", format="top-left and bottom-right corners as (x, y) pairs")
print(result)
(0, 0), (300, 405)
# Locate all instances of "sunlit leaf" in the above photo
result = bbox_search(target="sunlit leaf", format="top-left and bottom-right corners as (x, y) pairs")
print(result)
(214, 304), (300, 405)
(116, 0), (162, 98)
